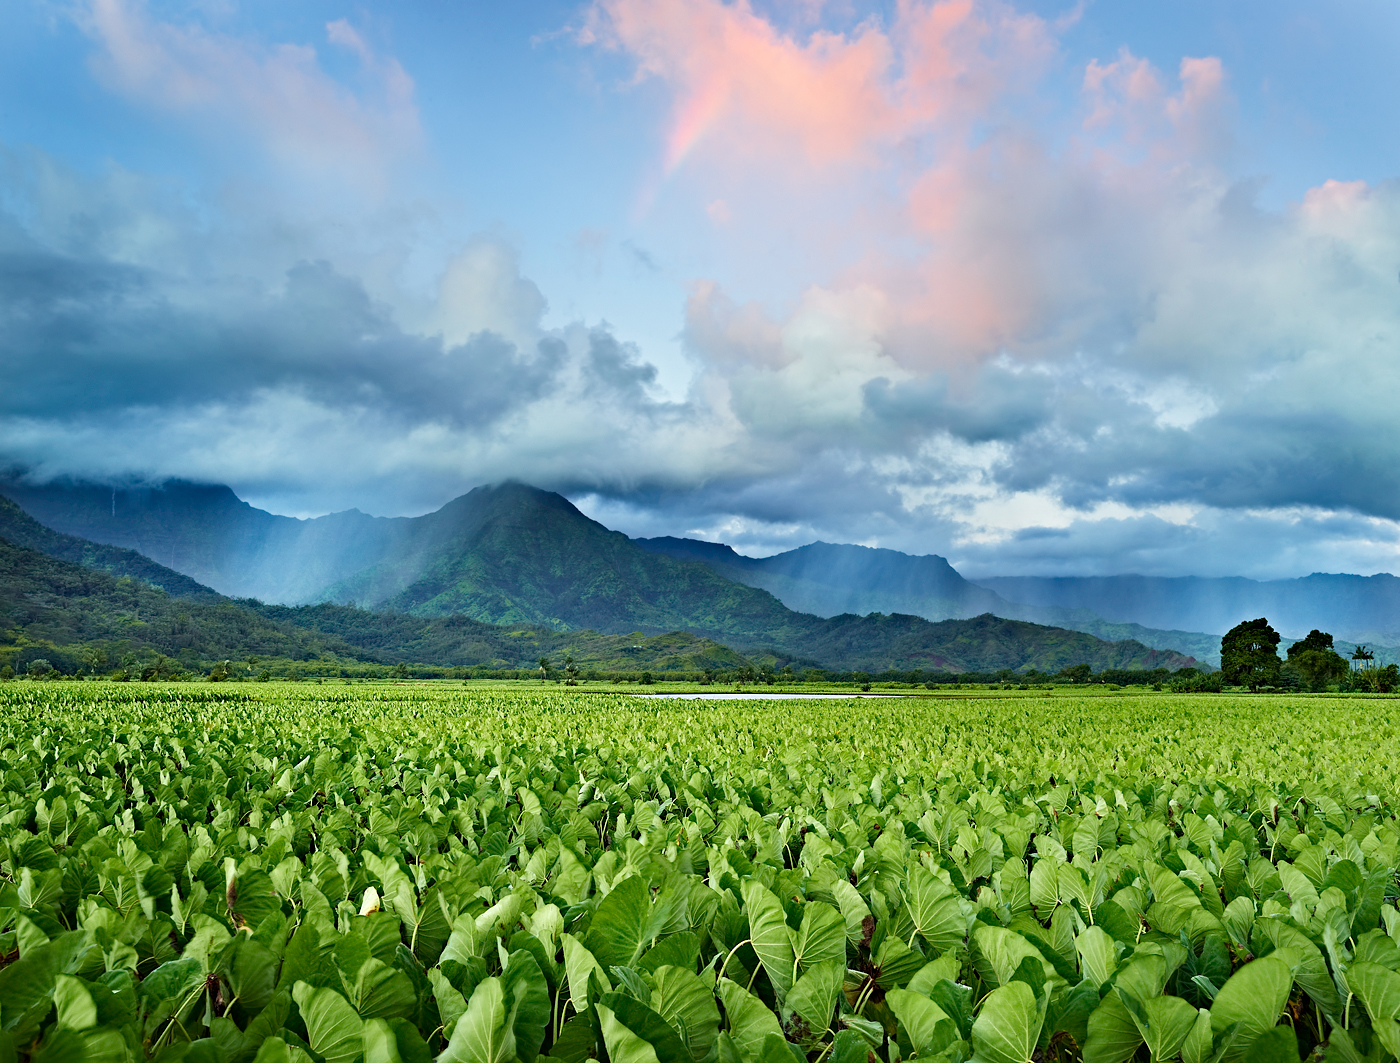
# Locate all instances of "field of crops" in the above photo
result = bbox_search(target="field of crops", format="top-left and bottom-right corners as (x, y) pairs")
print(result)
(2, 686), (1399, 1063)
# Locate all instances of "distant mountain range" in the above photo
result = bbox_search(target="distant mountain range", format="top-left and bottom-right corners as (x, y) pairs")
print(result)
(10, 472), (1396, 667)
(635, 537), (1400, 664)
(0, 477), (1199, 674)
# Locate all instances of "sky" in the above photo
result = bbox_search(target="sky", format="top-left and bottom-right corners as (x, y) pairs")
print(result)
(3, 0), (1400, 578)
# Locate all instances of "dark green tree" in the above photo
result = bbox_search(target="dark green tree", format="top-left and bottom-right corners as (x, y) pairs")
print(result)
(1286, 650), (1347, 691)
(1220, 618), (1281, 691)
(1287, 629), (1335, 658)
(1058, 663), (1092, 684)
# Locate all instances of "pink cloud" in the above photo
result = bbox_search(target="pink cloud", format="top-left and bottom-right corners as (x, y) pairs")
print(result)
(589, 0), (899, 170)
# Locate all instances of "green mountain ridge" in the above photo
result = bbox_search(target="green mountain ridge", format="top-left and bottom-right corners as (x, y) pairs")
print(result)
(0, 478), (1202, 673)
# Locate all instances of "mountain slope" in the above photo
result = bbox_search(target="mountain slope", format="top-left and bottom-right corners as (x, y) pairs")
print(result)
(0, 477), (408, 603)
(0, 495), (219, 599)
(0, 534), (376, 672)
(756, 612), (1194, 674)
(635, 537), (1010, 619)
(636, 535), (1226, 660)
(317, 483), (818, 643)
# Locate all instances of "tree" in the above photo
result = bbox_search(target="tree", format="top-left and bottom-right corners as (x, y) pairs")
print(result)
(1287, 629), (1336, 658)
(1058, 663), (1092, 684)
(537, 656), (550, 682)
(563, 654), (579, 686)
(1282, 629), (1347, 691)
(1220, 618), (1281, 691)
(81, 646), (108, 676)
(1289, 650), (1348, 691)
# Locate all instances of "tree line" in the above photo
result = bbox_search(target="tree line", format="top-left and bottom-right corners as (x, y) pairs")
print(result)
(1220, 618), (1396, 691)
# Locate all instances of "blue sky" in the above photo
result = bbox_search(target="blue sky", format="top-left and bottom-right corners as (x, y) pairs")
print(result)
(3, 0), (1400, 578)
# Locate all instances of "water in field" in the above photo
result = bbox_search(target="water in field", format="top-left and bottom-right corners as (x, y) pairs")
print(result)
(627, 691), (910, 699)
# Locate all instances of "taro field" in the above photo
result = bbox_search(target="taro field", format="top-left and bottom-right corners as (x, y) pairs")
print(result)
(2, 684), (1400, 1062)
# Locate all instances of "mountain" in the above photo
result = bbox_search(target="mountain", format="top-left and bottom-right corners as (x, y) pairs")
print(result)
(637, 535), (1227, 662)
(0, 534), (373, 674)
(635, 537), (1010, 619)
(0, 477), (407, 603)
(757, 612), (1194, 674)
(314, 484), (814, 646)
(1, 477), (1199, 674)
(0, 494), (219, 599)
(974, 574), (1400, 645)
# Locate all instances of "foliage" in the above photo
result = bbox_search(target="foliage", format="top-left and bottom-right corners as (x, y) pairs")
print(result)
(1219, 618), (1282, 691)
(0, 686), (1398, 1061)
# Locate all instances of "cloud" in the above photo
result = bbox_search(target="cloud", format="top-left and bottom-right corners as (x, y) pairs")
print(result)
(77, 0), (419, 196)
(4, 0), (1400, 582)
(560, 0), (1400, 573)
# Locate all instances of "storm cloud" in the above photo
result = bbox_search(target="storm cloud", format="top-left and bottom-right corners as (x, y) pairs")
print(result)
(3, 0), (1400, 577)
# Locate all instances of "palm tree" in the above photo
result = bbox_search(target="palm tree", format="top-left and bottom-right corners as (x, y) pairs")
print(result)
(538, 657), (550, 682)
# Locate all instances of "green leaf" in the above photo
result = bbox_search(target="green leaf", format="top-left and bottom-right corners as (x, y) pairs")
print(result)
(363, 1017), (406, 1063)
(229, 936), (280, 1013)
(874, 935), (927, 989)
(1122, 990), (1197, 1061)
(1081, 991), (1142, 1063)
(928, 980), (974, 1042)
(292, 980), (366, 1063)
(1347, 961), (1400, 1059)
(651, 965), (720, 1063)
(251, 1038), (315, 1063)
(716, 979), (785, 1063)
(430, 968), (468, 1040)
(562, 933), (612, 1013)
(742, 881), (796, 1005)
(791, 904), (846, 973)
(438, 976), (514, 1063)
(1180, 1008), (1213, 1063)
(907, 955), (961, 996)
(1074, 926), (1118, 988)
(906, 866), (965, 955)
(138, 956), (206, 1041)
(0, 931), (95, 1043)
(1245, 1026), (1300, 1062)
(970, 982), (1043, 1063)
(1209, 955), (1291, 1062)
(1042, 980), (1098, 1051)
(586, 876), (653, 969)
(973, 926), (1058, 990)
(598, 992), (691, 1063)
(639, 933), (701, 975)
(52, 975), (98, 1032)
(597, 1003), (663, 1063)
(885, 987), (954, 1058)
(828, 1029), (871, 1063)
(548, 1016), (597, 1063)
(786, 960), (843, 1039)
(280, 919), (337, 990)
(334, 934), (418, 1021)
(757, 1032), (804, 1063)
(502, 949), (552, 1063)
